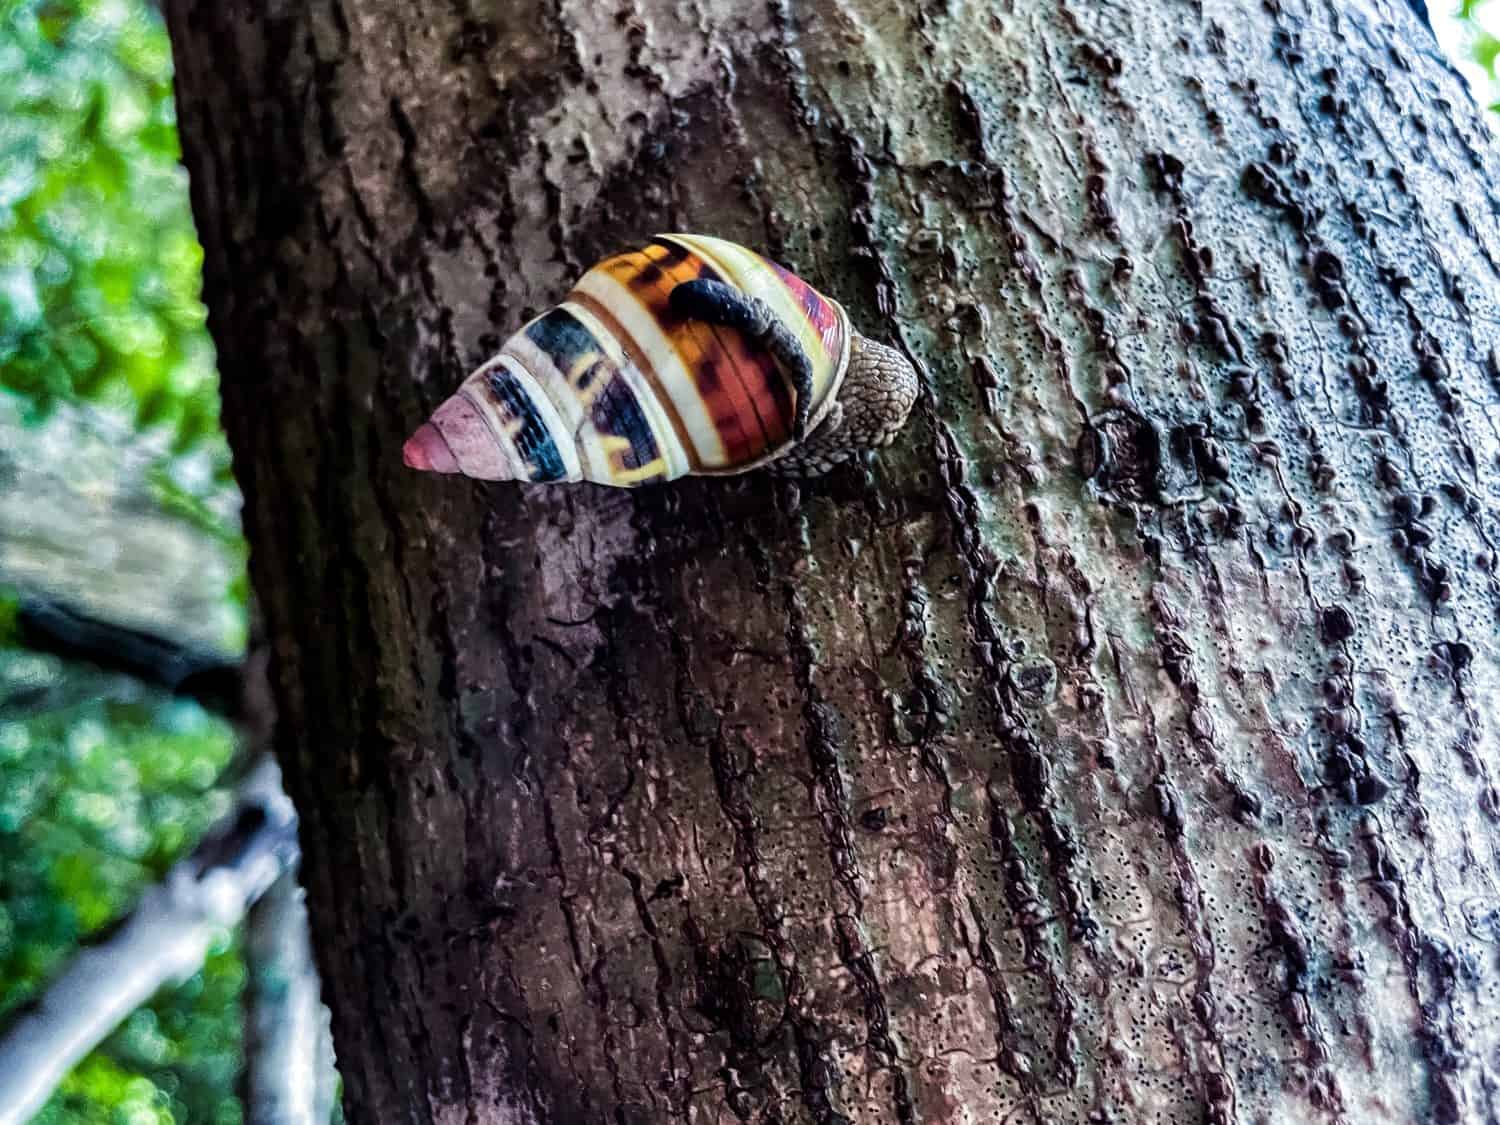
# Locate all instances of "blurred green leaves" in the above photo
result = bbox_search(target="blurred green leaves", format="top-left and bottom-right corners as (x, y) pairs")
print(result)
(0, 0), (215, 430)
(1449, 0), (1500, 111)
(1, 2), (255, 1117)
(28, 938), (246, 1125)
(0, 0), (237, 560)
(0, 650), (244, 1123)
(28, 942), (246, 1125)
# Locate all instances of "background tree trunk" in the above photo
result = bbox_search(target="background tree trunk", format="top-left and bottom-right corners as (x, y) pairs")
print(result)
(165, 0), (1500, 1120)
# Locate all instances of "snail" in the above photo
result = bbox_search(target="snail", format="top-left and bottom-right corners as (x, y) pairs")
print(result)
(402, 234), (918, 486)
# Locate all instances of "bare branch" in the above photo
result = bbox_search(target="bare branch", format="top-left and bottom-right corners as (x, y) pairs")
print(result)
(14, 594), (243, 716)
(0, 758), (298, 1125)
(245, 872), (339, 1125)
(0, 398), (241, 661)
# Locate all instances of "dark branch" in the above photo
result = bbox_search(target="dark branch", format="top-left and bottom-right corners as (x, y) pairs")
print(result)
(13, 594), (244, 718)
(0, 758), (298, 1125)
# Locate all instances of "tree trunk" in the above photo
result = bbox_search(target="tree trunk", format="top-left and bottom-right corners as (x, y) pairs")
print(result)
(164, 0), (1500, 1120)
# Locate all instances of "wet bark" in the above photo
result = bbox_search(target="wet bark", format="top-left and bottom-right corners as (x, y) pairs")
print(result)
(165, 0), (1500, 1121)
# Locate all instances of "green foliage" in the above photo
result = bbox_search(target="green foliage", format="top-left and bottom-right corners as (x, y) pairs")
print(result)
(1475, 28), (1500, 71)
(0, 0), (217, 435)
(0, 591), (17, 647)
(0, 0), (243, 572)
(32, 941), (246, 1125)
(1449, 0), (1500, 110)
(0, 648), (246, 1122)
(0, 650), (237, 1003)
(0, 2), (267, 1119)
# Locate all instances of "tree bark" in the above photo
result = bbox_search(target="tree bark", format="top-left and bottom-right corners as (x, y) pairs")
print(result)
(165, 0), (1500, 1121)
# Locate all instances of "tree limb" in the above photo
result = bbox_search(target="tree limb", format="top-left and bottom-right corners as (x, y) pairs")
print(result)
(245, 871), (339, 1125)
(13, 594), (244, 718)
(0, 757), (298, 1125)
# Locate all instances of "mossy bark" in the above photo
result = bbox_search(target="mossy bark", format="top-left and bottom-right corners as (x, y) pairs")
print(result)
(166, 0), (1500, 1120)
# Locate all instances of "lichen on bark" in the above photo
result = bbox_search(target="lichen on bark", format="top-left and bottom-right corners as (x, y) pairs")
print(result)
(166, 0), (1500, 1121)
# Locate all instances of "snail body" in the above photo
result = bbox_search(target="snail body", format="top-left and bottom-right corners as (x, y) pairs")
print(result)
(403, 234), (917, 486)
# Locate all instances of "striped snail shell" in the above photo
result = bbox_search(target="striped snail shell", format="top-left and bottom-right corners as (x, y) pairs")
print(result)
(402, 234), (856, 487)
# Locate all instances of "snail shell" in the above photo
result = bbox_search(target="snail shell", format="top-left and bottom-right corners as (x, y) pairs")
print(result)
(403, 234), (851, 486)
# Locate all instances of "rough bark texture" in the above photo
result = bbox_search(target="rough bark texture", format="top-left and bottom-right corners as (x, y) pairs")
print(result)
(166, 0), (1500, 1121)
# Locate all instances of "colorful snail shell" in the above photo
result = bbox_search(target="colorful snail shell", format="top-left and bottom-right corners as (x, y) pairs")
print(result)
(402, 233), (918, 487)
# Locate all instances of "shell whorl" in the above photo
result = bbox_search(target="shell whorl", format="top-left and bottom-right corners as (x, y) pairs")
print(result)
(403, 234), (851, 487)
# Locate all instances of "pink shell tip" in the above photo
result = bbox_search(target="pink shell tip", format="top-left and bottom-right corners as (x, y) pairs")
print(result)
(403, 423), (460, 474)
